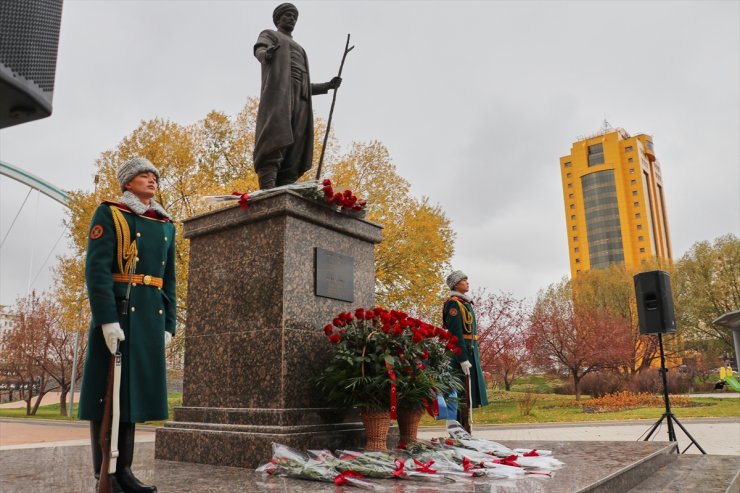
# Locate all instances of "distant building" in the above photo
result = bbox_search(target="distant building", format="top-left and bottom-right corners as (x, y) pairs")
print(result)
(560, 125), (672, 277)
(0, 305), (17, 344)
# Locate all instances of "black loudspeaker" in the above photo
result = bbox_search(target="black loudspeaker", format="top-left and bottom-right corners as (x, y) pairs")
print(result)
(0, 0), (63, 129)
(634, 270), (676, 335)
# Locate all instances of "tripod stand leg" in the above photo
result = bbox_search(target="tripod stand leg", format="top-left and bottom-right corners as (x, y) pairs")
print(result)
(643, 413), (667, 441)
(669, 415), (707, 454)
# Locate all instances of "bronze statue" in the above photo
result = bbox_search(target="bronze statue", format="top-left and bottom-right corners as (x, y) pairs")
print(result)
(253, 3), (342, 190)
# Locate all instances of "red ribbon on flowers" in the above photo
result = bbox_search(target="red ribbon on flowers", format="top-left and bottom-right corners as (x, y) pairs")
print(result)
(231, 191), (249, 209)
(385, 361), (397, 419)
(413, 459), (437, 474)
(335, 470), (365, 485)
(421, 389), (440, 418)
(494, 455), (521, 467)
(393, 458), (406, 477)
(462, 457), (475, 472)
(523, 449), (539, 457)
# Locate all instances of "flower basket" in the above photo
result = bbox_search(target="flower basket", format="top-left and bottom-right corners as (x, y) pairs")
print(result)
(397, 408), (424, 443)
(360, 409), (391, 451)
(313, 307), (465, 447)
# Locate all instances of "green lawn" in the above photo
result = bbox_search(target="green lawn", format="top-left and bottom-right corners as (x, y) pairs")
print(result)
(508, 374), (565, 393)
(0, 392), (183, 425)
(2, 391), (736, 427)
(420, 391), (740, 426)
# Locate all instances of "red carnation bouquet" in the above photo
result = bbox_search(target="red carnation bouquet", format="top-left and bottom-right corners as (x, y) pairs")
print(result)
(320, 178), (367, 214)
(314, 307), (463, 417)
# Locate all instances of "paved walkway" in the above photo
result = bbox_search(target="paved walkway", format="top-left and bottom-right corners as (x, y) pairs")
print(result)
(0, 391), (78, 409)
(419, 417), (740, 456)
(2, 416), (738, 455)
(0, 418), (156, 450)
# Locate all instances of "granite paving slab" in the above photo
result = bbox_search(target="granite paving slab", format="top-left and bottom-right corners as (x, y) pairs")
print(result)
(626, 455), (740, 493)
(0, 439), (677, 493)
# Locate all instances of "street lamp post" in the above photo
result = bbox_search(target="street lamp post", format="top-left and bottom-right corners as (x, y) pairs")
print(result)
(67, 328), (80, 419)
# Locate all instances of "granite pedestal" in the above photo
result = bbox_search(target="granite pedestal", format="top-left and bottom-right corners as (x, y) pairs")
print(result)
(155, 190), (382, 467)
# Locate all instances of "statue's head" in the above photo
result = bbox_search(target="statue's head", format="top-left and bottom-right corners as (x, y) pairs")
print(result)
(273, 3), (298, 32)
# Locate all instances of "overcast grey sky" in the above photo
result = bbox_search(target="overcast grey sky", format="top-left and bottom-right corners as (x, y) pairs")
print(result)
(1, 0), (738, 308)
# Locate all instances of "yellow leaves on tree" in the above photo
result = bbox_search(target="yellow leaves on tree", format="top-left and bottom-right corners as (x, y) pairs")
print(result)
(324, 141), (455, 320)
(56, 99), (454, 349)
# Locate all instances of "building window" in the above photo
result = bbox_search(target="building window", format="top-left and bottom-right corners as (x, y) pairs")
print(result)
(640, 247), (646, 253)
(637, 224), (643, 230)
(572, 225), (577, 231)
(573, 236), (578, 241)
(630, 179), (637, 185)
(632, 190), (638, 196)
(634, 201), (639, 207)
(570, 204), (575, 210)
(588, 143), (605, 166)
(574, 247), (580, 253)
(629, 168), (635, 174)
(627, 157), (634, 163)
(581, 169), (624, 269)
(638, 236), (644, 241)
(570, 214), (576, 220)
(567, 183), (573, 188)
(576, 269), (581, 273)
(563, 161), (572, 168)
(625, 146), (633, 152)
(568, 193), (574, 199)
(566, 172), (572, 178)
(575, 258), (581, 263)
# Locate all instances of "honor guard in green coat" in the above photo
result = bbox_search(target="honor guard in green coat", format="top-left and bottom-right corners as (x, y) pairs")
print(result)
(79, 157), (176, 493)
(443, 270), (488, 433)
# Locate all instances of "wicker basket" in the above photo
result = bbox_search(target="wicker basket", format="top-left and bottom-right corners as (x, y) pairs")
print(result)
(360, 410), (391, 451)
(397, 408), (423, 443)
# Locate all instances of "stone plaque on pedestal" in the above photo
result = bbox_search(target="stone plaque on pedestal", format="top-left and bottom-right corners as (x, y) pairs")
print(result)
(155, 190), (382, 468)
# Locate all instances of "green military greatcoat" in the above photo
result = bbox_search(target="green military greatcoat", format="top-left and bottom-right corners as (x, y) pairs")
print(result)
(443, 295), (488, 408)
(78, 201), (176, 423)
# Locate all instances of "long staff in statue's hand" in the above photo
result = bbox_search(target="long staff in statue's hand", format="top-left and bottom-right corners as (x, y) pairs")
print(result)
(316, 34), (354, 180)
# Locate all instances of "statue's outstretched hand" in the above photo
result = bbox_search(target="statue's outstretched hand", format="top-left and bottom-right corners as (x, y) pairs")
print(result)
(328, 76), (342, 90)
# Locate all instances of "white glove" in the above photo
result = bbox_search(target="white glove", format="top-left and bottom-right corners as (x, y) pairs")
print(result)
(460, 360), (472, 376)
(101, 322), (125, 354)
(164, 331), (172, 347)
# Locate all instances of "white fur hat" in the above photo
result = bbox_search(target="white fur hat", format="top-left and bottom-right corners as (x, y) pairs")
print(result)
(446, 270), (467, 290)
(116, 157), (160, 192)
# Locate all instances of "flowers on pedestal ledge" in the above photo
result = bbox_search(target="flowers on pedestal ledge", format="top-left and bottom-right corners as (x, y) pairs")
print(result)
(319, 178), (367, 214)
(201, 178), (367, 217)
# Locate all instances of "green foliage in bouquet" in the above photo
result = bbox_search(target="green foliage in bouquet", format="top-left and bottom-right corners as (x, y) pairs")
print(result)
(314, 307), (464, 414)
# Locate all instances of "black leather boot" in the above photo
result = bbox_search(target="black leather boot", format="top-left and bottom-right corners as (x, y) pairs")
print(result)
(90, 421), (124, 493)
(115, 422), (157, 493)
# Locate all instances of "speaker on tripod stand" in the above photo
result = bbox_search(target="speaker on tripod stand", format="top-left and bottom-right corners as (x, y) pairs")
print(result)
(634, 270), (705, 454)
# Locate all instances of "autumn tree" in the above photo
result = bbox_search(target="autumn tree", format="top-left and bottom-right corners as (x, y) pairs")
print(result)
(489, 331), (529, 392)
(473, 290), (529, 390)
(56, 99), (454, 362)
(2, 291), (59, 415)
(571, 262), (673, 374)
(324, 141), (454, 320)
(526, 279), (632, 400)
(49, 260), (89, 415)
(674, 234), (739, 356)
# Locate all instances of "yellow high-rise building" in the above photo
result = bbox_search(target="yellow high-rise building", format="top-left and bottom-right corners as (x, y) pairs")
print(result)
(560, 126), (672, 277)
